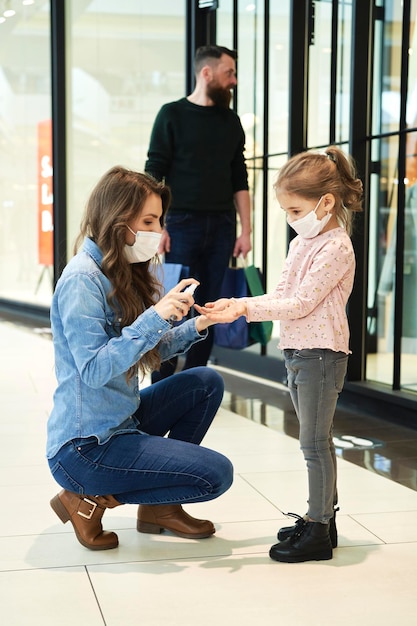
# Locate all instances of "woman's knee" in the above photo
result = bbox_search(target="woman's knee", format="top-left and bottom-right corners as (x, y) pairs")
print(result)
(180, 366), (224, 396)
(211, 453), (234, 497)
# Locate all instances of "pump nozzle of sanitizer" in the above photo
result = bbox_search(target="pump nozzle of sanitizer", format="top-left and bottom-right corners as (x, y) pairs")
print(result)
(183, 283), (197, 296)
(169, 283), (197, 323)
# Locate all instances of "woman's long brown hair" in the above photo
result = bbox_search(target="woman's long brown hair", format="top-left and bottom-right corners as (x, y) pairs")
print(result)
(74, 166), (171, 379)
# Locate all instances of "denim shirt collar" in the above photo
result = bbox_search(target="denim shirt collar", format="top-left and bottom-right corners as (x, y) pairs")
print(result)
(82, 237), (103, 268)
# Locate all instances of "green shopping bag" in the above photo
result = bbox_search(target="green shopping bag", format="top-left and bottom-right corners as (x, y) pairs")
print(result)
(244, 265), (273, 346)
(214, 264), (273, 349)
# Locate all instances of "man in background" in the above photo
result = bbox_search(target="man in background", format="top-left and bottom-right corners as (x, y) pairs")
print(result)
(145, 45), (252, 380)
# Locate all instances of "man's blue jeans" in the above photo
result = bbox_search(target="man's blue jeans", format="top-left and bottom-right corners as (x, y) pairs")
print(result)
(284, 348), (348, 523)
(48, 367), (233, 504)
(164, 210), (236, 369)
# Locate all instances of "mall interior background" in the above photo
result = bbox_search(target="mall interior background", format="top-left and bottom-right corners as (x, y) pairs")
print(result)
(1, 0), (417, 423)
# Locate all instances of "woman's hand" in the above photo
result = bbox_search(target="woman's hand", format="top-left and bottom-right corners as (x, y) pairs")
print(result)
(194, 298), (247, 323)
(194, 314), (216, 332)
(154, 279), (200, 322)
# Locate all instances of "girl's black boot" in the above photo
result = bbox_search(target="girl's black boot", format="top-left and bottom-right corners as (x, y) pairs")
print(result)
(270, 521), (332, 563)
(277, 507), (339, 548)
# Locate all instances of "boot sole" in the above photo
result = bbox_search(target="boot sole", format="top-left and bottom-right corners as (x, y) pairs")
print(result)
(137, 520), (215, 539)
(269, 549), (332, 563)
(50, 495), (119, 550)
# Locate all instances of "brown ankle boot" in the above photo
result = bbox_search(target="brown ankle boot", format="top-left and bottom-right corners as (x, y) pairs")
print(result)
(50, 489), (122, 550)
(137, 504), (215, 539)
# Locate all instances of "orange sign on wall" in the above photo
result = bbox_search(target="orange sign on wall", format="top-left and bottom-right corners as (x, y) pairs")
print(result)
(38, 119), (53, 266)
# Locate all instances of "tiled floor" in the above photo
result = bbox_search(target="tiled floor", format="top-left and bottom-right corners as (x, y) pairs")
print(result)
(219, 369), (417, 493)
(1, 317), (417, 625)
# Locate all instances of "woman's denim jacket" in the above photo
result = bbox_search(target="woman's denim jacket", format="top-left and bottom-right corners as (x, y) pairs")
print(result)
(47, 238), (207, 458)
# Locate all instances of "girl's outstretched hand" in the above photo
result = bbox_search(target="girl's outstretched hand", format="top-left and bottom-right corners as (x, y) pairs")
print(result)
(194, 298), (247, 323)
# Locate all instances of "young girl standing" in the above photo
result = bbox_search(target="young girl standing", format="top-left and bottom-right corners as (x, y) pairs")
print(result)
(196, 146), (363, 562)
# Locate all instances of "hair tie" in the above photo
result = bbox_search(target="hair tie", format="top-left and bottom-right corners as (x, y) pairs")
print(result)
(323, 151), (336, 163)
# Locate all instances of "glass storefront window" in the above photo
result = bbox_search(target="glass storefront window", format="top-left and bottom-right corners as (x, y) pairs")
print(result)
(307, 0), (352, 147)
(401, 146), (417, 391)
(216, 0), (234, 50)
(307, 0), (333, 147)
(2, 0), (415, 403)
(367, 0), (401, 387)
(0, 2), (52, 307)
(401, 0), (417, 390)
(267, 1), (290, 306)
(368, 136), (398, 386)
(236, 0), (265, 267)
(217, 1), (290, 351)
(367, 0), (417, 392)
(66, 1), (186, 254)
(335, 0), (352, 143)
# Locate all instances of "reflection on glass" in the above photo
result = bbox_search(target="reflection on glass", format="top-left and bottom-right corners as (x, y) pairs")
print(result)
(335, 1), (352, 143)
(66, 1), (186, 252)
(367, 1), (417, 392)
(308, 0), (332, 146)
(368, 136), (398, 385)
(0, 2), (52, 306)
(402, 4), (417, 389)
(216, 1), (290, 351)
(401, 141), (417, 390)
(308, 1), (352, 147)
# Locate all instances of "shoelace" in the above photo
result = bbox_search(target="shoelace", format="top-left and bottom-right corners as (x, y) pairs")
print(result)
(283, 512), (305, 523)
(283, 512), (307, 538)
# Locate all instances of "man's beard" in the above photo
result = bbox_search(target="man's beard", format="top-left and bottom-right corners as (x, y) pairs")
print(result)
(206, 83), (233, 109)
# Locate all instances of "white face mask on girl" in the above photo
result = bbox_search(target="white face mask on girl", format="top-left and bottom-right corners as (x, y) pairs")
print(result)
(124, 227), (162, 263)
(287, 196), (332, 239)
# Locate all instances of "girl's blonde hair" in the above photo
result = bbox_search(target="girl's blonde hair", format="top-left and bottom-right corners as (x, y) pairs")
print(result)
(74, 166), (171, 379)
(273, 146), (363, 235)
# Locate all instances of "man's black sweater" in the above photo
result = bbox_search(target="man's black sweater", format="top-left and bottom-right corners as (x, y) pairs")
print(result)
(145, 97), (248, 213)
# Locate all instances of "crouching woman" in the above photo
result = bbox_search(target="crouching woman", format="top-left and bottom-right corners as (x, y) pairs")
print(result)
(47, 166), (233, 550)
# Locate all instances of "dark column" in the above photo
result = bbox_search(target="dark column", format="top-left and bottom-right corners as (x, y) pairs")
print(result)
(186, 0), (217, 93)
(288, 0), (310, 156)
(50, 0), (67, 285)
(348, 0), (374, 381)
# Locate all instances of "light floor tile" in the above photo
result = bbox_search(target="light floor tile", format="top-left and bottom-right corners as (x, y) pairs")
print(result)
(334, 514), (385, 547)
(337, 466), (417, 513)
(0, 521), (278, 572)
(86, 543), (417, 626)
(242, 464), (417, 517)
(0, 568), (104, 626)
(2, 318), (417, 625)
(181, 474), (282, 523)
(222, 450), (307, 473)
(350, 510), (417, 544)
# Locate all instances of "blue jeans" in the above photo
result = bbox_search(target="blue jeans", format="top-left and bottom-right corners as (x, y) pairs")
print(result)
(164, 210), (236, 369)
(284, 349), (348, 523)
(48, 367), (233, 504)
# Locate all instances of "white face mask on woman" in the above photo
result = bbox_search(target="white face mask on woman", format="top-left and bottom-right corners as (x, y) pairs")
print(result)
(124, 227), (162, 263)
(287, 196), (332, 239)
